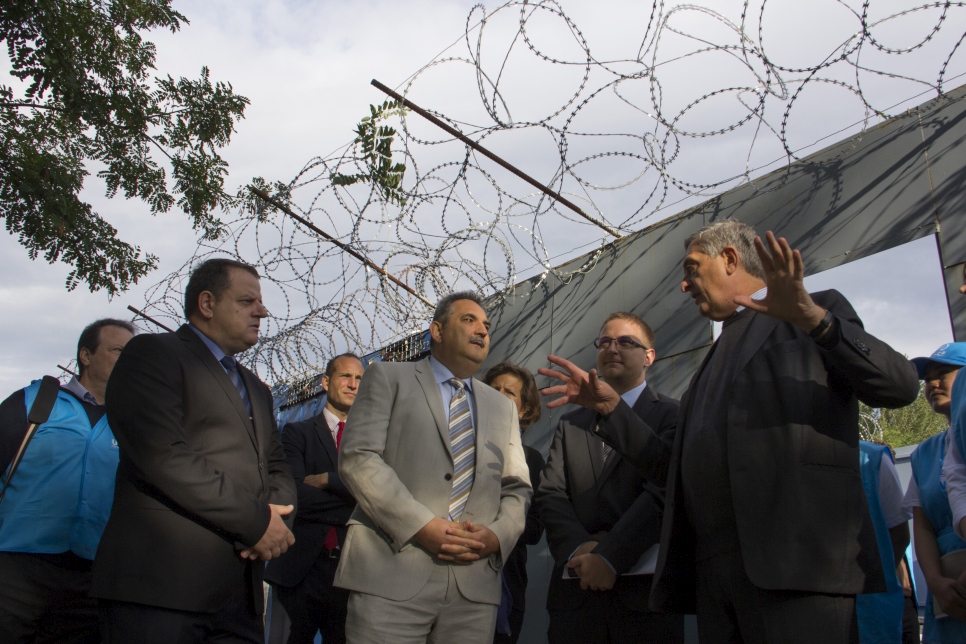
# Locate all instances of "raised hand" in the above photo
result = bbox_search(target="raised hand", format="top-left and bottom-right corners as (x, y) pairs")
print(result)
(537, 355), (621, 415)
(733, 231), (826, 333)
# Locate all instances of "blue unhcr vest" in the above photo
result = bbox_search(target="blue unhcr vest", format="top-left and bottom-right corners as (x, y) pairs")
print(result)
(856, 441), (904, 644)
(911, 430), (966, 643)
(0, 381), (119, 560)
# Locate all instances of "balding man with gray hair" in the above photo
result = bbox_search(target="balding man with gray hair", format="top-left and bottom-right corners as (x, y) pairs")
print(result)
(541, 221), (918, 643)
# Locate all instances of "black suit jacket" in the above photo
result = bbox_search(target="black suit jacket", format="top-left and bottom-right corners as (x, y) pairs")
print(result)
(503, 444), (546, 615)
(91, 325), (296, 613)
(594, 290), (919, 613)
(537, 384), (678, 613)
(265, 412), (356, 588)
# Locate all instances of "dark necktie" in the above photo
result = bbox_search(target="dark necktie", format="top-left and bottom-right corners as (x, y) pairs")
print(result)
(324, 420), (347, 551)
(220, 356), (252, 417)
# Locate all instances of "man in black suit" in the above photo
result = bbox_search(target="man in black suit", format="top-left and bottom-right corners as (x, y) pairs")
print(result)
(536, 312), (684, 644)
(540, 221), (919, 643)
(266, 353), (364, 644)
(92, 258), (297, 643)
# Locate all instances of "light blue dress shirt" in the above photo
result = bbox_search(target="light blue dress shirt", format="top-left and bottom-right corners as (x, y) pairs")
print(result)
(429, 356), (478, 430)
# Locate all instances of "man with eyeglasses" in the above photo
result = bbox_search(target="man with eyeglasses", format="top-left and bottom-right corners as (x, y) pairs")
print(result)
(536, 312), (684, 643)
(540, 221), (918, 643)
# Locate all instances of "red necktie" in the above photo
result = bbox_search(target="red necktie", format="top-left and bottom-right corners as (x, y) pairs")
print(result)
(323, 421), (346, 551)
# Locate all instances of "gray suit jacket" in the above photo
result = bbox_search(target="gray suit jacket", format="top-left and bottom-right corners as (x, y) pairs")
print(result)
(334, 357), (532, 604)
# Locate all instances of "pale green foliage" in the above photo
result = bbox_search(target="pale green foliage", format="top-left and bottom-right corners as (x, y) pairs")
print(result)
(0, 0), (249, 294)
(330, 100), (409, 206)
(860, 382), (948, 449)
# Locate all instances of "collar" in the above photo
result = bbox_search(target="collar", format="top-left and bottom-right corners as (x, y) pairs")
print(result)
(188, 322), (228, 363)
(64, 377), (98, 406)
(429, 356), (473, 391)
(734, 286), (768, 314)
(322, 406), (344, 432)
(620, 380), (647, 408)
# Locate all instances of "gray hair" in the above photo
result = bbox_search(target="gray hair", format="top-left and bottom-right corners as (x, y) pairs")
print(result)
(684, 220), (764, 280)
(430, 291), (485, 348)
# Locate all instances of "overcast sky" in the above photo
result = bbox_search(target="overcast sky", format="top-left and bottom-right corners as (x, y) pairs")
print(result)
(1, 0), (963, 394)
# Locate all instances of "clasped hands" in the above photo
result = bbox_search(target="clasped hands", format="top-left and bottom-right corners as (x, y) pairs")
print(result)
(240, 503), (295, 561)
(567, 540), (617, 592)
(414, 516), (500, 564)
(933, 570), (966, 621)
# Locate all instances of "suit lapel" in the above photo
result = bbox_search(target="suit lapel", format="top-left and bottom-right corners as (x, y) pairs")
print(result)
(314, 412), (338, 463)
(471, 379), (489, 469)
(733, 311), (779, 377)
(595, 386), (657, 488)
(179, 326), (258, 452)
(583, 413), (605, 481)
(238, 366), (263, 452)
(415, 359), (452, 457)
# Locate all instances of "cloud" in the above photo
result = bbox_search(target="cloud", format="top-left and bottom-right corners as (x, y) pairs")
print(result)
(0, 0), (961, 392)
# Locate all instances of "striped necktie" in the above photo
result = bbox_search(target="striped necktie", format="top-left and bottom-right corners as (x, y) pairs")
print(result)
(447, 378), (476, 522)
(220, 356), (252, 417)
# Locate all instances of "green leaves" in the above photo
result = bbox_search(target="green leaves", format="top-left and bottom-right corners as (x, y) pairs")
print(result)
(330, 99), (409, 206)
(0, 1), (247, 295)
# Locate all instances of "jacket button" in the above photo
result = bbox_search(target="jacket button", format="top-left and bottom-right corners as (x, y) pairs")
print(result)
(444, 473), (452, 481)
(258, 462), (263, 470)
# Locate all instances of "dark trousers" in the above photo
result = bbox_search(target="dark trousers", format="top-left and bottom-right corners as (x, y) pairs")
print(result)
(695, 550), (858, 644)
(0, 551), (98, 644)
(547, 591), (685, 644)
(493, 607), (525, 644)
(901, 594), (920, 644)
(275, 555), (348, 644)
(98, 584), (262, 644)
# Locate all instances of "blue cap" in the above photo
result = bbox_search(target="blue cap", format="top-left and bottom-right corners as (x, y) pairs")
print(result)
(911, 342), (966, 379)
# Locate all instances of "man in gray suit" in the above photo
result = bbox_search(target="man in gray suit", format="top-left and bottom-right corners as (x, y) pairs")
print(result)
(335, 291), (532, 643)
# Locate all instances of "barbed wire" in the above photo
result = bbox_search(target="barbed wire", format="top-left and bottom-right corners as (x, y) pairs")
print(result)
(137, 0), (966, 386)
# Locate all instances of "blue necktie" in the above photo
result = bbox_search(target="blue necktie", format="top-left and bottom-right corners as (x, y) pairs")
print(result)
(220, 356), (252, 417)
(447, 378), (476, 521)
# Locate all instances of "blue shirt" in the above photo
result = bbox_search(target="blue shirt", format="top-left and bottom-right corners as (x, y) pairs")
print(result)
(621, 380), (647, 409)
(429, 356), (478, 430)
(189, 323), (232, 376)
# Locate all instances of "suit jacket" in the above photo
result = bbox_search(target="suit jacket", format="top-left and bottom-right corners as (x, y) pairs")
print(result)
(537, 384), (678, 613)
(593, 290), (919, 613)
(265, 412), (355, 588)
(91, 325), (297, 613)
(334, 357), (532, 604)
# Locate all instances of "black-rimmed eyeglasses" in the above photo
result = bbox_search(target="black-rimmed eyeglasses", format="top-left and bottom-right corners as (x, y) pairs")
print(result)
(594, 336), (650, 351)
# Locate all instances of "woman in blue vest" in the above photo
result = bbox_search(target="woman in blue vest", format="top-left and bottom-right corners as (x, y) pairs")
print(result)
(858, 439), (911, 643)
(905, 342), (966, 643)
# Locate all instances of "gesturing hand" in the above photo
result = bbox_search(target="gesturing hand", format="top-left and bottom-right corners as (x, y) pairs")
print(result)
(733, 231), (826, 333)
(240, 504), (295, 561)
(537, 355), (621, 416)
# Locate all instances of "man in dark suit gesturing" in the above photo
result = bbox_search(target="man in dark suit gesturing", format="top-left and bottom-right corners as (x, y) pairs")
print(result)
(93, 258), (297, 643)
(540, 221), (919, 643)
(266, 353), (364, 644)
(536, 312), (683, 644)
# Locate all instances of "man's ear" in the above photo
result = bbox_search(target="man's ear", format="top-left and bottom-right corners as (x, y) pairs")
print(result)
(429, 320), (443, 344)
(321, 374), (330, 392)
(78, 347), (92, 371)
(196, 290), (216, 321)
(644, 349), (656, 367)
(721, 246), (741, 276)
